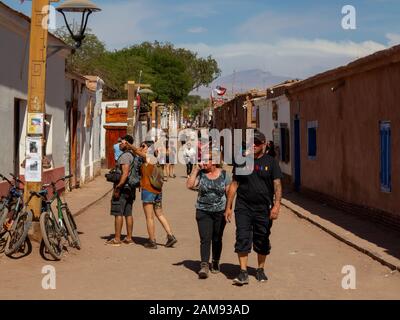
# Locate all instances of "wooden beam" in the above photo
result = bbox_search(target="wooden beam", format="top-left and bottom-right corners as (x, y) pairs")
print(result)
(126, 81), (135, 136)
(151, 101), (157, 129)
(124, 83), (151, 90)
(25, 0), (50, 220)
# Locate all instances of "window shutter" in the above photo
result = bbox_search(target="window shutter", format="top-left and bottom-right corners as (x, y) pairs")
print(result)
(380, 121), (391, 192)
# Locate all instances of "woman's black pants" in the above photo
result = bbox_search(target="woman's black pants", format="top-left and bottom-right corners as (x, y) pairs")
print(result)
(196, 209), (226, 263)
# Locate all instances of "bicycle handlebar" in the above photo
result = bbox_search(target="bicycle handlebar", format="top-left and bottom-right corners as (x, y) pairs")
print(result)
(9, 173), (24, 186)
(41, 175), (73, 193)
(29, 191), (47, 199)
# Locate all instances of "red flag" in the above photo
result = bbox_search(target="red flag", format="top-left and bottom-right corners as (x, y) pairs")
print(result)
(215, 86), (227, 96)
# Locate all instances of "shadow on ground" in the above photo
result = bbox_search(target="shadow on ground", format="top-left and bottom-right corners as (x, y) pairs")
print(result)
(100, 234), (151, 246)
(173, 260), (257, 280)
(284, 191), (400, 261)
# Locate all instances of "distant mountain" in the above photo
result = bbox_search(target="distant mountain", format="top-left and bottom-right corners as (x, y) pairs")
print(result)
(192, 69), (291, 99)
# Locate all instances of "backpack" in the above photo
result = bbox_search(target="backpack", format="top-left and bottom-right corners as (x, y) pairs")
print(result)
(105, 152), (141, 189)
(127, 155), (143, 189)
(149, 164), (164, 191)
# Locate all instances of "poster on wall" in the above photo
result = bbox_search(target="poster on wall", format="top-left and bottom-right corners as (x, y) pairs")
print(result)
(27, 113), (44, 135)
(25, 158), (42, 182)
(26, 136), (42, 159)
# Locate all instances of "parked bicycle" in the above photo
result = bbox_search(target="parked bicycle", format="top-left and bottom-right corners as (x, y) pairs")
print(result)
(30, 175), (80, 260)
(0, 173), (32, 256)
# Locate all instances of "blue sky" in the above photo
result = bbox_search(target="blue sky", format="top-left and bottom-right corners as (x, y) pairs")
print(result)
(4, 0), (400, 78)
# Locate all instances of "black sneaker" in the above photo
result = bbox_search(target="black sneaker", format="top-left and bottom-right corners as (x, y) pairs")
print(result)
(255, 268), (268, 282)
(233, 270), (249, 286)
(211, 260), (220, 274)
(144, 239), (157, 249)
(198, 262), (209, 279)
(165, 234), (177, 248)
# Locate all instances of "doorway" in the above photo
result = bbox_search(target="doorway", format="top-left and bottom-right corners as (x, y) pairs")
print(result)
(14, 99), (27, 177)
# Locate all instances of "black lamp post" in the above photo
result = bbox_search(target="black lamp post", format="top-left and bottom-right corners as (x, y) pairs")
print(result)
(56, 0), (101, 48)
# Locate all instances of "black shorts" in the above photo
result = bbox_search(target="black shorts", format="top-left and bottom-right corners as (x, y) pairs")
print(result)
(234, 208), (273, 255)
(110, 188), (135, 217)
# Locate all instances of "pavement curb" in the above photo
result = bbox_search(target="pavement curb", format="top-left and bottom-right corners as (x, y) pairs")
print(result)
(72, 187), (113, 218)
(282, 199), (400, 272)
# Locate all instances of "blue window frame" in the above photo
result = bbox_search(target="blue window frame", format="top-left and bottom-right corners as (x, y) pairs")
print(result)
(307, 121), (318, 160)
(380, 121), (391, 193)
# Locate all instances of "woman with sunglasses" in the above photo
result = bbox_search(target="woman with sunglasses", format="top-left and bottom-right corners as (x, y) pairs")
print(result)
(187, 151), (231, 279)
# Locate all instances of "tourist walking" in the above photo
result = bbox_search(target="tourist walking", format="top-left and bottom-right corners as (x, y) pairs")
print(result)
(106, 135), (135, 247)
(183, 142), (196, 177)
(187, 152), (231, 279)
(225, 130), (283, 285)
(128, 141), (178, 249)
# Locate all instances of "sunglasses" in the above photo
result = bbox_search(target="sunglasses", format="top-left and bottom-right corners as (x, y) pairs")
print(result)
(254, 140), (264, 146)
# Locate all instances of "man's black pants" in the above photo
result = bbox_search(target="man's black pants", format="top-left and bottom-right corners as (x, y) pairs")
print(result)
(196, 209), (226, 263)
(186, 162), (193, 176)
(234, 208), (273, 255)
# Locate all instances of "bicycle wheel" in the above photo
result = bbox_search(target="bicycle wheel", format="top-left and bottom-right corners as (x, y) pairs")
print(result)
(40, 211), (62, 260)
(0, 203), (10, 252)
(4, 210), (32, 256)
(0, 232), (8, 254)
(61, 205), (81, 250)
(0, 205), (8, 235)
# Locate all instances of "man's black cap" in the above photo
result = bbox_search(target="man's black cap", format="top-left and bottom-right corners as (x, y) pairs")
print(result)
(253, 130), (266, 144)
(121, 135), (134, 144)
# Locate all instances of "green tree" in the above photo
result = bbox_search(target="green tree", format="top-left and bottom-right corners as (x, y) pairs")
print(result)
(183, 95), (210, 119)
(54, 27), (106, 75)
(55, 31), (221, 105)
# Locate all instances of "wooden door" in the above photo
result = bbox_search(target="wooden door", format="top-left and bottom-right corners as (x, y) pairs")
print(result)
(105, 126), (126, 168)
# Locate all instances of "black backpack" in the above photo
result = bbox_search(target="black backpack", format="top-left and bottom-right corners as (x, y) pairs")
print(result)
(105, 152), (142, 189)
(127, 155), (143, 189)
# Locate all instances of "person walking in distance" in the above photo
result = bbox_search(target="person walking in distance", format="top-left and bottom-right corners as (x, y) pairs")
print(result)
(183, 142), (196, 177)
(225, 130), (283, 285)
(113, 137), (123, 161)
(128, 141), (177, 249)
(187, 152), (231, 279)
(106, 135), (136, 247)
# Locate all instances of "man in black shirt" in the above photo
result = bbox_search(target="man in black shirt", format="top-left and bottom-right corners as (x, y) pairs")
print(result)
(225, 130), (283, 285)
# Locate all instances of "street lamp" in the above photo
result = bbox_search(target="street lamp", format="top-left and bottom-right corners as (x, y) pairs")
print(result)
(25, 0), (101, 224)
(56, 0), (101, 48)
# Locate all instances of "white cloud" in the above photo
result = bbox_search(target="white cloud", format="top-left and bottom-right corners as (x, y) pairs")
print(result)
(386, 33), (400, 46)
(178, 38), (388, 78)
(175, 3), (217, 18)
(235, 9), (336, 41)
(187, 27), (207, 34)
(87, 0), (170, 49)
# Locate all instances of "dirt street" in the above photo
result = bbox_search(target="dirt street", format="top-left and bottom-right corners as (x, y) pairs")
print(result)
(1, 165), (399, 300)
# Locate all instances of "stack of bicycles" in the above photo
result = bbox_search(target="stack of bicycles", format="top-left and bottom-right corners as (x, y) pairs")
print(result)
(0, 174), (81, 260)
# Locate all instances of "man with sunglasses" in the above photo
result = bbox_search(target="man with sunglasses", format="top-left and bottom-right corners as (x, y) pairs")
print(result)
(225, 129), (283, 286)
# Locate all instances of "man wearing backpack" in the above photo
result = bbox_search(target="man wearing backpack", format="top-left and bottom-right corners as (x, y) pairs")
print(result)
(127, 140), (177, 249)
(105, 135), (136, 247)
